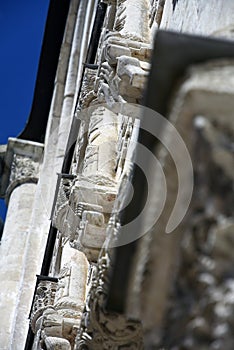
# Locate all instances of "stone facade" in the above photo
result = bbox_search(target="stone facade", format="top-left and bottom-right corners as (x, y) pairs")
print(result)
(0, 0), (234, 349)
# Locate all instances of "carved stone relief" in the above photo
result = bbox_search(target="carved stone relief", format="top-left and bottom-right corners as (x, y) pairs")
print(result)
(31, 280), (58, 334)
(76, 68), (97, 111)
(113, 0), (150, 43)
(98, 55), (150, 103)
(9, 154), (39, 184)
(53, 177), (74, 234)
(32, 252), (88, 349)
(92, 0), (152, 105)
(75, 253), (143, 349)
(68, 106), (119, 261)
(1, 138), (44, 200)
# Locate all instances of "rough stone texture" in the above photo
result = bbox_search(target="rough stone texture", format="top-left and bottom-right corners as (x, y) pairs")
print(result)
(161, 0), (234, 39)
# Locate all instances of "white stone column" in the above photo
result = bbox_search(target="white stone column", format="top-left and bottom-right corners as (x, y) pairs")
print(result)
(0, 183), (37, 349)
(0, 138), (43, 349)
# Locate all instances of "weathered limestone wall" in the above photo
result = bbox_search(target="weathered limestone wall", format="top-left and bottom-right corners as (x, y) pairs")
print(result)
(161, 0), (234, 38)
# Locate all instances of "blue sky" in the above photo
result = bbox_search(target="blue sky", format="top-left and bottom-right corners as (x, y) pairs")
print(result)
(0, 0), (50, 221)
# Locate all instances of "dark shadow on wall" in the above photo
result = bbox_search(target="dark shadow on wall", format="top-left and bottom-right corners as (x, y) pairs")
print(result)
(0, 199), (6, 240)
(172, 0), (179, 11)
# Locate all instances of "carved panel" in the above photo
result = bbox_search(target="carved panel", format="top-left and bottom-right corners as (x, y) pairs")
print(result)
(68, 106), (119, 261)
(114, 0), (150, 43)
(30, 280), (58, 333)
(32, 252), (88, 349)
(95, 29), (151, 104)
(53, 177), (74, 234)
(77, 68), (98, 111)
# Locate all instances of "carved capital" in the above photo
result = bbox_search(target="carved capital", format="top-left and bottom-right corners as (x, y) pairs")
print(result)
(0, 138), (43, 201)
(8, 153), (38, 188)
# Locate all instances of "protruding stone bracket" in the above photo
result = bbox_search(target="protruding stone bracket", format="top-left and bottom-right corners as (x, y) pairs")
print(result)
(0, 137), (44, 201)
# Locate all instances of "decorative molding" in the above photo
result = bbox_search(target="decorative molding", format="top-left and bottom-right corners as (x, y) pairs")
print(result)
(73, 115), (143, 348)
(53, 103), (139, 265)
